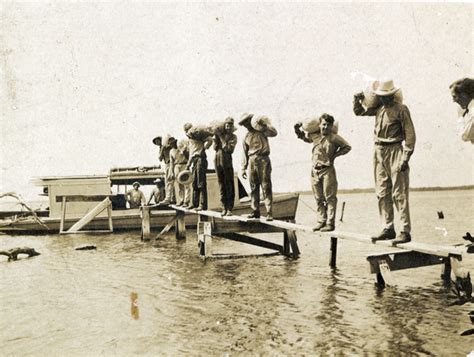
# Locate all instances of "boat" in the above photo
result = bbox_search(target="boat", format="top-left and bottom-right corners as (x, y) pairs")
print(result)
(0, 166), (299, 234)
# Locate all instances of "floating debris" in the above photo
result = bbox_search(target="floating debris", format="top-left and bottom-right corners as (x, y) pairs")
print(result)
(75, 245), (97, 251)
(0, 247), (40, 261)
(437, 211), (444, 219)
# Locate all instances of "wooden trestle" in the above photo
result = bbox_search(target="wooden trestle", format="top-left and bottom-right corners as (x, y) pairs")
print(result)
(141, 205), (473, 290)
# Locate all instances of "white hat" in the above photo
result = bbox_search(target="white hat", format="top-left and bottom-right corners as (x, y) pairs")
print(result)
(374, 79), (399, 96)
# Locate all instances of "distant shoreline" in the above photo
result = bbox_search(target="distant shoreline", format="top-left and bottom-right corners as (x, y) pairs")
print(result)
(295, 185), (474, 195)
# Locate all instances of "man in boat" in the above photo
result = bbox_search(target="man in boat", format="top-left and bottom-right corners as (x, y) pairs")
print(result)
(184, 123), (213, 211)
(353, 79), (416, 245)
(449, 77), (474, 144)
(126, 182), (146, 209)
(213, 117), (238, 216)
(240, 113), (277, 221)
(170, 139), (190, 207)
(147, 178), (166, 205)
(158, 136), (177, 205)
(294, 114), (351, 232)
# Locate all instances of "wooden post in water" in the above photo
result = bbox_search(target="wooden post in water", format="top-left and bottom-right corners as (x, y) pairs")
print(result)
(339, 202), (345, 222)
(283, 231), (290, 256)
(441, 257), (451, 283)
(330, 236), (338, 268)
(175, 210), (186, 240)
(141, 206), (151, 241)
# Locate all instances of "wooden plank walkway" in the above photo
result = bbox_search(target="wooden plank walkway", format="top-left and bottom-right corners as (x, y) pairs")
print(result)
(170, 205), (469, 258)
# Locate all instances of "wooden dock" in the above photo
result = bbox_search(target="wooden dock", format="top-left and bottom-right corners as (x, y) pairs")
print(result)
(141, 205), (473, 290)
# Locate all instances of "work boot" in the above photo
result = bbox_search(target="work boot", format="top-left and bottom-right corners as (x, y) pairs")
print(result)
(225, 210), (233, 216)
(195, 206), (204, 211)
(221, 209), (227, 216)
(247, 211), (260, 219)
(320, 224), (335, 232)
(392, 232), (412, 246)
(265, 214), (273, 221)
(313, 221), (326, 232)
(371, 228), (396, 242)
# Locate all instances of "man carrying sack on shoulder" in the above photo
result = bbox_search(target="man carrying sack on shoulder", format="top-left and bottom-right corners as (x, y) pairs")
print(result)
(353, 79), (416, 246)
(240, 113), (278, 221)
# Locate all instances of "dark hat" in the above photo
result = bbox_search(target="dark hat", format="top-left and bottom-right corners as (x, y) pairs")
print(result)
(239, 113), (254, 126)
(224, 117), (234, 125)
(152, 136), (162, 146)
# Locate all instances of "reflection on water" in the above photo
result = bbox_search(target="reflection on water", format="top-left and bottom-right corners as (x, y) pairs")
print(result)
(0, 190), (473, 355)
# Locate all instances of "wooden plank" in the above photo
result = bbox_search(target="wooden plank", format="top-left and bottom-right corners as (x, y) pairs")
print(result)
(366, 250), (445, 273)
(107, 203), (114, 232)
(330, 237), (338, 268)
(212, 220), (283, 234)
(60, 196), (66, 233)
(141, 206), (151, 241)
(286, 230), (300, 258)
(56, 195), (112, 202)
(175, 210), (186, 240)
(379, 260), (395, 286)
(217, 232), (283, 252)
(156, 216), (178, 238)
(206, 252), (280, 260)
(66, 198), (111, 233)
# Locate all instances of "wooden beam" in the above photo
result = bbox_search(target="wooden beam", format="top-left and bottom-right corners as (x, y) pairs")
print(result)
(156, 216), (178, 239)
(330, 237), (338, 268)
(56, 195), (112, 202)
(60, 196), (66, 233)
(141, 206), (151, 241)
(367, 250), (445, 274)
(175, 210), (186, 240)
(217, 232), (283, 252)
(65, 198), (111, 234)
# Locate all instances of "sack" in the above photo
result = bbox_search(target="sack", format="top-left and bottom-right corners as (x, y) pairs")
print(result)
(189, 125), (214, 140)
(362, 80), (404, 108)
(251, 115), (271, 132)
(301, 117), (339, 134)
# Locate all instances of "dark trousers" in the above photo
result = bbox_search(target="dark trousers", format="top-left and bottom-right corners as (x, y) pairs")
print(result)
(191, 156), (208, 209)
(249, 155), (272, 215)
(215, 156), (235, 211)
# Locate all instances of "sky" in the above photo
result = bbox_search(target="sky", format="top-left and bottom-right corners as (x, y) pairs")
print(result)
(1, 2), (473, 199)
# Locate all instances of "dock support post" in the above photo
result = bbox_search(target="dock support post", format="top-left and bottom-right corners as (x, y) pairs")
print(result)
(441, 257), (451, 283)
(141, 206), (151, 241)
(60, 197), (67, 233)
(330, 237), (338, 268)
(198, 221), (212, 259)
(283, 232), (290, 256)
(107, 202), (113, 232)
(175, 210), (186, 240)
(283, 229), (299, 258)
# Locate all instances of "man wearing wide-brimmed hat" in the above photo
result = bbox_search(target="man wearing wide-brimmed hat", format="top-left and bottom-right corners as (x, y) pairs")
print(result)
(147, 178), (165, 205)
(353, 79), (416, 245)
(170, 139), (191, 206)
(126, 181), (146, 209)
(240, 113), (278, 221)
(214, 117), (238, 216)
(184, 123), (213, 211)
(158, 135), (178, 205)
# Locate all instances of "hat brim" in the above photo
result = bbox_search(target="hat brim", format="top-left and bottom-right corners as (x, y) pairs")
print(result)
(152, 137), (162, 145)
(238, 114), (253, 126)
(177, 170), (193, 185)
(374, 87), (399, 96)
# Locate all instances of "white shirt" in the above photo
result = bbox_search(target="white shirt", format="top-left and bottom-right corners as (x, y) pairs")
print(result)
(457, 100), (474, 144)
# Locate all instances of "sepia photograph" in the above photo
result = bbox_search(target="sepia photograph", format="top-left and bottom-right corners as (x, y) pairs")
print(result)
(1, 1), (473, 355)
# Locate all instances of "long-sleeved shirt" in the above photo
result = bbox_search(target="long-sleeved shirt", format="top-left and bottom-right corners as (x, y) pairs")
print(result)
(159, 146), (172, 164)
(311, 133), (352, 167)
(353, 99), (416, 161)
(457, 100), (474, 144)
(170, 147), (189, 167)
(241, 125), (278, 171)
(187, 137), (213, 164)
(214, 132), (238, 168)
(148, 187), (165, 204)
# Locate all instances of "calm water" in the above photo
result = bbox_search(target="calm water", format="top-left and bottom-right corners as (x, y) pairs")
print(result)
(1, 190), (473, 355)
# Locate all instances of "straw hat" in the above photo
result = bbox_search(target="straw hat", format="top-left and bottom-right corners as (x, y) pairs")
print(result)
(373, 79), (399, 96)
(177, 170), (193, 185)
(251, 115), (271, 131)
(153, 178), (164, 185)
(239, 113), (254, 126)
(132, 181), (140, 187)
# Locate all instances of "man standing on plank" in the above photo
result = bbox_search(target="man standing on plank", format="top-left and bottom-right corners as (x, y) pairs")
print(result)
(353, 79), (416, 245)
(214, 117), (238, 216)
(240, 113), (277, 221)
(295, 114), (351, 232)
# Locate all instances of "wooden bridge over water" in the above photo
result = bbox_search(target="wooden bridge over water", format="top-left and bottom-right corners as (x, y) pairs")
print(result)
(141, 205), (473, 289)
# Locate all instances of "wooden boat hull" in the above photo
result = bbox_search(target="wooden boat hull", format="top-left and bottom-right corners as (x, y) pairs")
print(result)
(0, 193), (299, 234)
